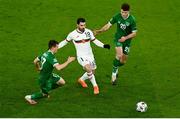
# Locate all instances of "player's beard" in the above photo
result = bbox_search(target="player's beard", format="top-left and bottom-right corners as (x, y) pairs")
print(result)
(78, 28), (85, 33)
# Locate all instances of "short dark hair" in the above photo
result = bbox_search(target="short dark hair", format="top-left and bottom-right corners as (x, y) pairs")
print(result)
(121, 3), (130, 11)
(48, 40), (59, 49)
(77, 18), (86, 24)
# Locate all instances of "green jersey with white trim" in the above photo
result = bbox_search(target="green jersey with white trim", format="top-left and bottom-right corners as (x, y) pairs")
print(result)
(109, 13), (137, 42)
(37, 50), (59, 77)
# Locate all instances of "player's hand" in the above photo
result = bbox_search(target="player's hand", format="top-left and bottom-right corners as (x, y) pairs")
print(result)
(36, 67), (41, 71)
(103, 44), (110, 49)
(119, 36), (127, 42)
(67, 56), (76, 63)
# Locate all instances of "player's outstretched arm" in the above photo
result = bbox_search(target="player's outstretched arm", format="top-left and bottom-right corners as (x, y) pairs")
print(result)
(55, 56), (76, 71)
(93, 39), (110, 49)
(33, 57), (41, 71)
(93, 23), (112, 36)
(58, 40), (69, 49)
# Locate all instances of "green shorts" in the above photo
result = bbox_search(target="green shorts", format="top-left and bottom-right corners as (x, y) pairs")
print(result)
(114, 40), (131, 55)
(39, 73), (62, 94)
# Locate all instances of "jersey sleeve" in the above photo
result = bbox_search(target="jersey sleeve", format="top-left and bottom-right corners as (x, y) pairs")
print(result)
(131, 17), (137, 32)
(89, 30), (95, 40)
(48, 55), (59, 67)
(109, 14), (118, 25)
(37, 55), (42, 61)
(66, 32), (73, 42)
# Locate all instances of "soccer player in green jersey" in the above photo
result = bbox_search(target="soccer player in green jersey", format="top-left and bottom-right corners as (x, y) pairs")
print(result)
(94, 3), (137, 85)
(25, 40), (75, 105)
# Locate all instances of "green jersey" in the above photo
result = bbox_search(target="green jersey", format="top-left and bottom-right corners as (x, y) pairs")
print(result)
(109, 13), (137, 42)
(37, 50), (59, 79)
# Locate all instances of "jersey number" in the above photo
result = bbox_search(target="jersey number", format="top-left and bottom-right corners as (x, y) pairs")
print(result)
(120, 23), (126, 30)
(85, 32), (91, 38)
(40, 57), (46, 70)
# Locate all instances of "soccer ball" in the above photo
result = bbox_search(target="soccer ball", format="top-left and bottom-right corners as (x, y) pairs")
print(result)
(136, 101), (148, 112)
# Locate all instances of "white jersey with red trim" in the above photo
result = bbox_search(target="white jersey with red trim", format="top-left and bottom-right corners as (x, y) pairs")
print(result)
(66, 28), (95, 57)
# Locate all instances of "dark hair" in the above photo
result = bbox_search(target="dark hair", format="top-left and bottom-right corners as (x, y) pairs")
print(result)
(77, 18), (86, 24)
(48, 40), (59, 49)
(121, 3), (130, 11)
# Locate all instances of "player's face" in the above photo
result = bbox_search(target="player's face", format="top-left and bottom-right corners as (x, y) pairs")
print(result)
(52, 45), (59, 53)
(121, 9), (129, 19)
(77, 22), (86, 32)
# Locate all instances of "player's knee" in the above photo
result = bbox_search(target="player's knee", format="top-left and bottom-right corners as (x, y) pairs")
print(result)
(121, 60), (126, 64)
(120, 58), (126, 64)
(57, 78), (66, 85)
(84, 64), (92, 73)
(116, 55), (126, 64)
(116, 55), (123, 61)
(116, 53), (122, 58)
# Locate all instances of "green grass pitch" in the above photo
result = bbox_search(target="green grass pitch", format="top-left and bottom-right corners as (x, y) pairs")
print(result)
(0, 0), (180, 117)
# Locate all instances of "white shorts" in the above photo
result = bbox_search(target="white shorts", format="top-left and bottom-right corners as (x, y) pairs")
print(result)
(77, 55), (97, 70)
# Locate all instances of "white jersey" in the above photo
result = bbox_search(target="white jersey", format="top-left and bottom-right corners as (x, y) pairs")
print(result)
(66, 28), (95, 57)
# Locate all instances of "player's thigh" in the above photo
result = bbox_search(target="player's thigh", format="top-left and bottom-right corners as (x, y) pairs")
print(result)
(115, 47), (124, 59)
(77, 56), (96, 72)
(39, 76), (50, 94)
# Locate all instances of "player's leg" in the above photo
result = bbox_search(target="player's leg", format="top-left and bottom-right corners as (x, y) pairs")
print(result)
(90, 59), (99, 94)
(85, 57), (99, 94)
(78, 72), (88, 88)
(25, 79), (49, 105)
(51, 73), (66, 89)
(111, 46), (125, 84)
(25, 91), (49, 104)
(84, 64), (99, 94)
(77, 57), (89, 88)
(77, 56), (99, 94)
(92, 69), (99, 94)
(122, 54), (128, 64)
(122, 45), (130, 63)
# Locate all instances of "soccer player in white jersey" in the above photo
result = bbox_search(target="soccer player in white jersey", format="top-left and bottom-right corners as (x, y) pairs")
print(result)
(58, 18), (110, 94)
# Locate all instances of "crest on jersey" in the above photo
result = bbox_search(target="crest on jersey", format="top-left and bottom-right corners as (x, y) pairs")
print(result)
(125, 22), (130, 26)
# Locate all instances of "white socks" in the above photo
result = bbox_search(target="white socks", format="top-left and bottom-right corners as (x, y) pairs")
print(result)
(80, 72), (88, 81)
(87, 72), (97, 87)
(80, 71), (97, 87)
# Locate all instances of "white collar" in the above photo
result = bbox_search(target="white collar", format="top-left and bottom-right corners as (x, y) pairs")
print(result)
(48, 49), (54, 54)
(76, 28), (85, 34)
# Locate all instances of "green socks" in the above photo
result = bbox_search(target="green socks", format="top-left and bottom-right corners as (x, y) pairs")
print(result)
(112, 58), (124, 76)
(31, 92), (44, 100)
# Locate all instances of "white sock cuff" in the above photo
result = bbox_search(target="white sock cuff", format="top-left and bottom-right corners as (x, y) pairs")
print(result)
(87, 72), (93, 79)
